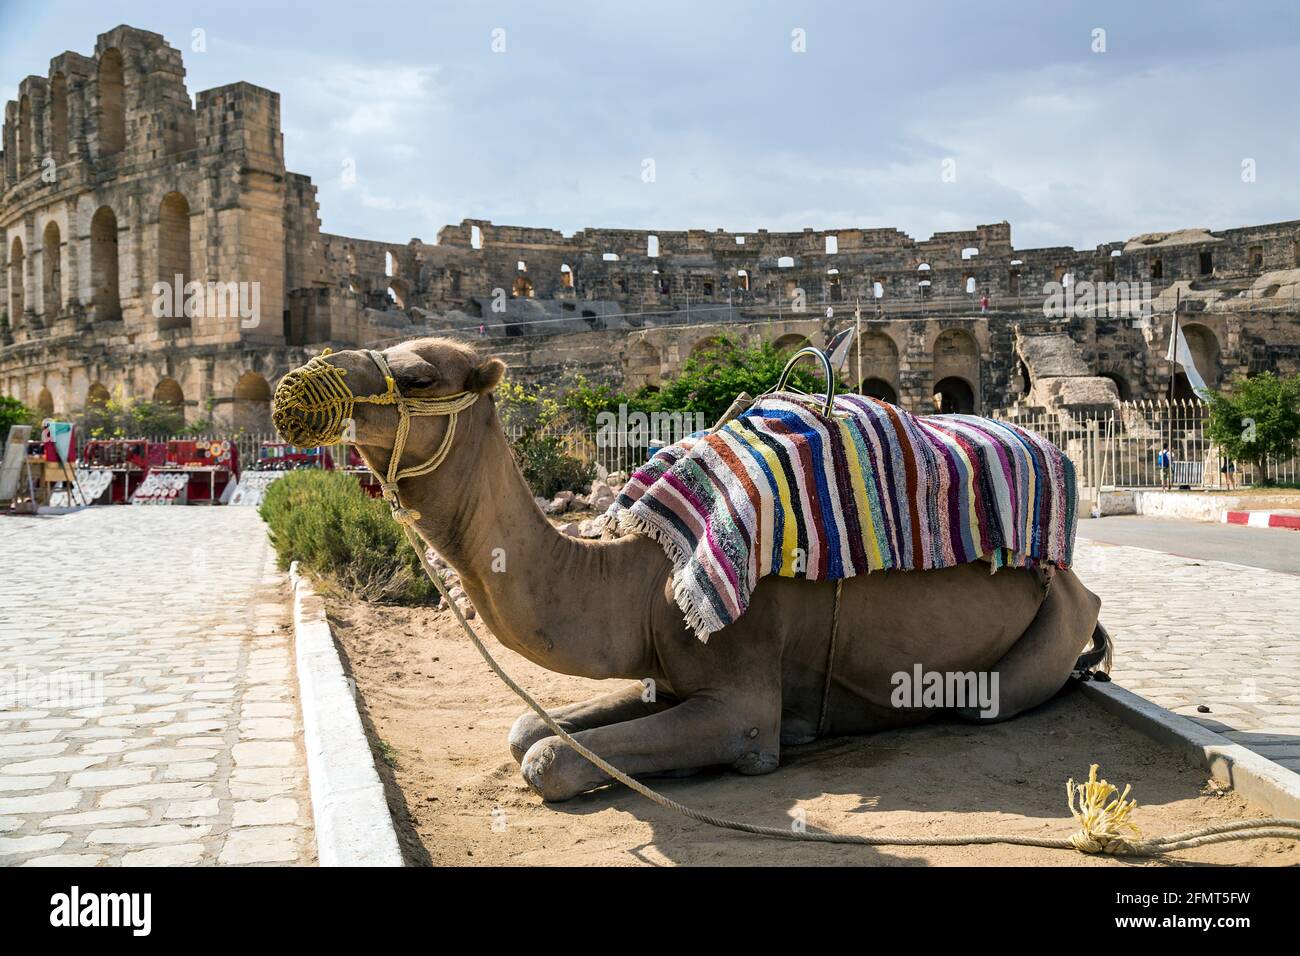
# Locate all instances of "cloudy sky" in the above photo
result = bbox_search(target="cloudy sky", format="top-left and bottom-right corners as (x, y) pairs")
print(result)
(2, 1), (1297, 250)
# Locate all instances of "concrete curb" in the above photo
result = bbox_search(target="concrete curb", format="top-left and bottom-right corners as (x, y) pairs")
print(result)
(1081, 680), (1300, 820)
(1223, 510), (1300, 530)
(289, 561), (404, 867)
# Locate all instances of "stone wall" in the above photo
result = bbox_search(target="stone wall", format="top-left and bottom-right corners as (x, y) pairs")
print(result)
(3, 25), (1299, 429)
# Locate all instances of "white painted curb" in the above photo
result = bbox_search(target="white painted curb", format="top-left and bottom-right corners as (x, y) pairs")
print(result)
(1081, 680), (1300, 820)
(290, 561), (404, 866)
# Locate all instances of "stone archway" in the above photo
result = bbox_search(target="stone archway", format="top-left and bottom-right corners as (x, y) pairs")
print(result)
(98, 48), (126, 158)
(1174, 323), (1220, 399)
(37, 386), (55, 417)
(932, 327), (981, 413)
(934, 377), (976, 414)
(158, 192), (192, 330)
(859, 377), (898, 404)
(8, 236), (24, 320)
(42, 220), (62, 316)
(233, 372), (273, 432)
(853, 332), (900, 399)
(773, 333), (810, 354)
(624, 340), (661, 391)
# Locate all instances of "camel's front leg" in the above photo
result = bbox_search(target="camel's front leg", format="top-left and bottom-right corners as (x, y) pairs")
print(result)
(507, 682), (676, 763)
(520, 694), (780, 802)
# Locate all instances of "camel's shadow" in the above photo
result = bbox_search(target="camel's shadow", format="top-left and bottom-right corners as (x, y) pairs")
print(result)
(526, 684), (1241, 867)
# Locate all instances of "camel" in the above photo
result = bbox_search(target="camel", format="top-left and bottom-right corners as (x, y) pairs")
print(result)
(275, 337), (1108, 803)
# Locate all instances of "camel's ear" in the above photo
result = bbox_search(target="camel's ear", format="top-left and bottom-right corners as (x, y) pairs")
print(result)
(466, 358), (506, 394)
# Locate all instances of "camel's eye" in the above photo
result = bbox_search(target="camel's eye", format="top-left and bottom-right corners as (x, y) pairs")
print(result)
(400, 372), (438, 390)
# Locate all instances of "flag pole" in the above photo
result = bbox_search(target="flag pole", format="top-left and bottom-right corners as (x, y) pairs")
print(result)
(854, 297), (862, 395)
(1168, 288), (1179, 488)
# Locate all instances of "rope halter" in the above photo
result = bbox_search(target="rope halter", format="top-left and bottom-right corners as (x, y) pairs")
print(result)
(272, 347), (480, 525)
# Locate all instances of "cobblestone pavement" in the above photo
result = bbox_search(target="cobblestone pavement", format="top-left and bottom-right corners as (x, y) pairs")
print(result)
(1073, 536), (1300, 774)
(0, 508), (314, 866)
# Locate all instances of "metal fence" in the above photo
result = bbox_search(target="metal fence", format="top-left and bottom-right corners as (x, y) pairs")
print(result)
(135, 398), (1295, 493)
(993, 400), (1299, 490)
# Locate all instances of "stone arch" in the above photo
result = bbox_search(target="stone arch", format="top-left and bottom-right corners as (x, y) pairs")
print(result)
(90, 205), (121, 322)
(385, 250), (399, 278)
(98, 48), (126, 158)
(512, 275), (534, 298)
(153, 377), (184, 407)
(932, 327), (981, 413)
(859, 377), (898, 404)
(158, 192), (192, 330)
(624, 339), (661, 390)
(934, 377), (976, 414)
(1097, 371), (1131, 402)
(42, 220), (62, 315)
(18, 94), (32, 171)
(386, 282), (408, 309)
(1173, 323), (1220, 399)
(854, 331), (900, 394)
(773, 333), (810, 354)
(49, 73), (68, 163)
(87, 382), (111, 408)
(560, 263), (573, 289)
(37, 386), (55, 417)
(233, 372), (273, 431)
(8, 236), (24, 319)
(690, 335), (729, 360)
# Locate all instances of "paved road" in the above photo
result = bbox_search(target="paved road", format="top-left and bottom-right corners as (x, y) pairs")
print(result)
(1078, 515), (1299, 575)
(1073, 525), (1300, 773)
(0, 508), (314, 866)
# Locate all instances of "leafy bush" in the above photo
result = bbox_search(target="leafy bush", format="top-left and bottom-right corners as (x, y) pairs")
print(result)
(512, 431), (596, 500)
(76, 393), (214, 439)
(259, 470), (437, 604)
(1206, 371), (1300, 485)
(0, 395), (36, 435)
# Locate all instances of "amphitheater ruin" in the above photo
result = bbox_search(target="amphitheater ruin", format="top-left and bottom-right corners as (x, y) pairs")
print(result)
(3, 25), (1300, 431)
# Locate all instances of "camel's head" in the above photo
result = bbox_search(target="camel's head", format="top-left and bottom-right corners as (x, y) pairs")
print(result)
(273, 337), (506, 477)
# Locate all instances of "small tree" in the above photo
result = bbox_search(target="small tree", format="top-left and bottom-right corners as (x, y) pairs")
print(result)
(1205, 371), (1300, 485)
(0, 395), (36, 435)
(654, 337), (843, 424)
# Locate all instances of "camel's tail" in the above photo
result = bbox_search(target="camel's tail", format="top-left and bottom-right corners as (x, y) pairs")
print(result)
(1073, 622), (1113, 678)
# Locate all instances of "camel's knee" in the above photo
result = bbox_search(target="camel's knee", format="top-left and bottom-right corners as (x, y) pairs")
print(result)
(507, 711), (552, 765)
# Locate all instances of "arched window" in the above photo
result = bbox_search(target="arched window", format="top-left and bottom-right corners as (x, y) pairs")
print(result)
(98, 48), (126, 158)
(90, 205), (121, 322)
(42, 221), (62, 315)
(49, 74), (68, 163)
(647, 235), (659, 257)
(777, 256), (794, 269)
(559, 263), (573, 288)
(385, 251), (398, 278)
(825, 236), (838, 255)
(8, 237), (25, 319)
(37, 386), (55, 417)
(158, 192), (191, 330)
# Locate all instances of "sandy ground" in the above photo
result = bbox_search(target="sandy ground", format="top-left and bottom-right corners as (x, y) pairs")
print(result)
(326, 598), (1299, 867)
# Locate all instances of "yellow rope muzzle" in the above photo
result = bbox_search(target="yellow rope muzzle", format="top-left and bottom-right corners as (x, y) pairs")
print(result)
(273, 347), (480, 524)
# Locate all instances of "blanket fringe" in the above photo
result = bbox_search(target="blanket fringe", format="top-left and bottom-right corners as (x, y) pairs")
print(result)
(611, 511), (718, 642)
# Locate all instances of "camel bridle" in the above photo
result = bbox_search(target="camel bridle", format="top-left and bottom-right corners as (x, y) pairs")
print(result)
(272, 347), (480, 525)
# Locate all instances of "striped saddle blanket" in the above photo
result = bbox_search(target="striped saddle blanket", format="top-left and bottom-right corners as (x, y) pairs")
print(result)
(601, 393), (1078, 642)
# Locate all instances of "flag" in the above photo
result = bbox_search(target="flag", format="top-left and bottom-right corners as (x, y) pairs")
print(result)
(1166, 315), (1209, 397)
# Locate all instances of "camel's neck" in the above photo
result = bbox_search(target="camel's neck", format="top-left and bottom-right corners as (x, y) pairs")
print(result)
(400, 406), (666, 680)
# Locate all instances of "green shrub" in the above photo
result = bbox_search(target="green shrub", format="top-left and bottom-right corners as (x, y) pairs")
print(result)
(1206, 371), (1300, 485)
(259, 470), (437, 604)
(0, 395), (36, 435)
(512, 431), (596, 500)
